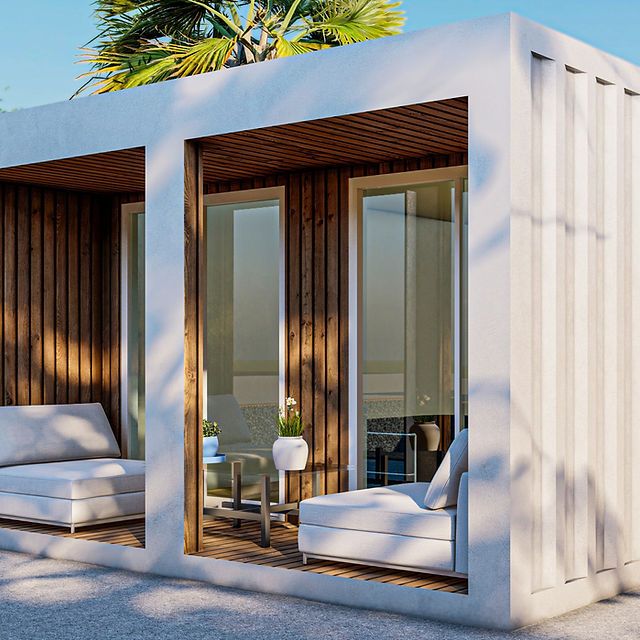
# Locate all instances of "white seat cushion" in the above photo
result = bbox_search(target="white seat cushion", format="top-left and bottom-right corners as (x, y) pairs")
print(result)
(0, 403), (120, 467)
(0, 459), (145, 500)
(300, 483), (456, 541)
(299, 524), (455, 572)
(424, 428), (468, 510)
(0, 491), (144, 526)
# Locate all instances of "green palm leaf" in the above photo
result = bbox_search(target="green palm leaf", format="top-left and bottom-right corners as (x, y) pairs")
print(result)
(309, 0), (404, 44)
(78, 0), (405, 94)
(164, 37), (238, 75)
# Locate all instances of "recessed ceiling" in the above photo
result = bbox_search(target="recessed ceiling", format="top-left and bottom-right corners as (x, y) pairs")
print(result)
(0, 148), (146, 193)
(0, 97), (467, 192)
(200, 98), (467, 182)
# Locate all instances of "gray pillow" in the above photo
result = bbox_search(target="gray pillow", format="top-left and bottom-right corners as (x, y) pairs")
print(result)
(207, 394), (252, 446)
(423, 428), (468, 510)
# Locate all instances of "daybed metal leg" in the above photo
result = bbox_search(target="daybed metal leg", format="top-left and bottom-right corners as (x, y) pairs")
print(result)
(70, 524), (75, 534)
(302, 553), (308, 565)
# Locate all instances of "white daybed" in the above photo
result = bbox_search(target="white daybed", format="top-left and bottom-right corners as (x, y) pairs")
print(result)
(0, 403), (145, 532)
(299, 428), (468, 576)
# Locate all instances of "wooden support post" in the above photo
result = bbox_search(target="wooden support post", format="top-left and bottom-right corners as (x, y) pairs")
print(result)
(184, 140), (204, 554)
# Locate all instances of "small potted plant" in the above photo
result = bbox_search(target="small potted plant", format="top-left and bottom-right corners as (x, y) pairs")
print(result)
(202, 418), (222, 458)
(272, 397), (308, 471)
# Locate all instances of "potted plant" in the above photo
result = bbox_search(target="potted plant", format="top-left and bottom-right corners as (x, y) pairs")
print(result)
(412, 394), (440, 452)
(272, 397), (308, 471)
(202, 418), (222, 458)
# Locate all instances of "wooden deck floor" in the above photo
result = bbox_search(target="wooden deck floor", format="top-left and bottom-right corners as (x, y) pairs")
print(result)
(193, 519), (468, 593)
(0, 517), (467, 593)
(0, 518), (145, 548)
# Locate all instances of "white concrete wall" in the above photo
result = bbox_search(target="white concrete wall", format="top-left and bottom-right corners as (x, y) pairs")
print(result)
(0, 13), (515, 630)
(509, 14), (640, 627)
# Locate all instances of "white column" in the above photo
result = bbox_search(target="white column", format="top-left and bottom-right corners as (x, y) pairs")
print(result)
(466, 54), (512, 624)
(144, 136), (187, 562)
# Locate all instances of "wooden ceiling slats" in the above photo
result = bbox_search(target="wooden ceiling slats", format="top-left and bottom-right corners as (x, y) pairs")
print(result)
(355, 110), (468, 145)
(205, 130), (375, 166)
(284, 120), (453, 155)
(0, 148), (146, 193)
(0, 97), (467, 189)
(210, 127), (387, 163)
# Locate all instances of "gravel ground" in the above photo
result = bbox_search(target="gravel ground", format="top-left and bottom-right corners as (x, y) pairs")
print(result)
(0, 550), (638, 640)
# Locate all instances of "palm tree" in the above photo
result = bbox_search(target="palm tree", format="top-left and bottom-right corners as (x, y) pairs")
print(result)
(77, 0), (405, 95)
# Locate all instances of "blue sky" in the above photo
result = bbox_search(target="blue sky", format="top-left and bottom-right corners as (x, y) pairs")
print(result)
(1, 0), (639, 110)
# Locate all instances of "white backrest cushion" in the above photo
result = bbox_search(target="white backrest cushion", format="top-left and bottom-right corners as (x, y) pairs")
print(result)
(0, 403), (120, 467)
(207, 395), (252, 446)
(423, 428), (468, 510)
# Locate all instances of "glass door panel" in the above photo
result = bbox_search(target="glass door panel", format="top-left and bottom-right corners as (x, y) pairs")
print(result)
(204, 197), (281, 501)
(126, 209), (145, 459)
(361, 180), (464, 487)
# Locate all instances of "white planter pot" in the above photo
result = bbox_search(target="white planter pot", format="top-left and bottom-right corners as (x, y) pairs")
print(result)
(272, 436), (309, 471)
(415, 421), (441, 452)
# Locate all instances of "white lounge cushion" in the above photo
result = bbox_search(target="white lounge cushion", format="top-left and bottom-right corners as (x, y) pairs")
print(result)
(424, 428), (468, 510)
(0, 403), (120, 467)
(300, 483), (456, 541)
(455, 472), (469, 574)
(299, 524), (454, 572)
(0, 491), (144, 526)
(0, 459), (145, 500)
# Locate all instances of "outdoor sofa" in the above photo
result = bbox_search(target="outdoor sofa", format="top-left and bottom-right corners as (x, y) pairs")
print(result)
(299, 428), (468, 576)
(0, 403), (145, 532)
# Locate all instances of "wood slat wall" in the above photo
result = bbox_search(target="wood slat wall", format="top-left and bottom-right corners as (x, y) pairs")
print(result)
(0, 181), (129, 442)
(206, 151), (466, 501)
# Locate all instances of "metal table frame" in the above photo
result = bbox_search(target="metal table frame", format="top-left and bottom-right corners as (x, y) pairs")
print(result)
(203, 460), (298, 548)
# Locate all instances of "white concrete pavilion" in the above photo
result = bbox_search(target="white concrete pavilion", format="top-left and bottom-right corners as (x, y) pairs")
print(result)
(0, 13), (639, 630)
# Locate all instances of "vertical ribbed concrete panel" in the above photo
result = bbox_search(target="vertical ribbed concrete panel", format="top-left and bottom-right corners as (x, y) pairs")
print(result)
(630, 90), (640, 564)
(531, 54), (558, 592)
(529, 52), (639, 593)
(565, 69), (590, 582)
(597, 80), (620, 571)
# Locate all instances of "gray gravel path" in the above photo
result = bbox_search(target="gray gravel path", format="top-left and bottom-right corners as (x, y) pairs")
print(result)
(0, 550), (638, 639)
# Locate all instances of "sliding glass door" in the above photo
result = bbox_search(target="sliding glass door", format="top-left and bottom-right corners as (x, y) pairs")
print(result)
(352, 169), (468, 488)
(123, 205), (145, 460)
(203, 190), (283, 501)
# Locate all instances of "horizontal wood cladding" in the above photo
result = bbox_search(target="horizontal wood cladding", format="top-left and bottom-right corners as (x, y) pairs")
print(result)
(0, 182), (128, 442)
(200, 98), (468, 181)
(207, 151), (467, 500)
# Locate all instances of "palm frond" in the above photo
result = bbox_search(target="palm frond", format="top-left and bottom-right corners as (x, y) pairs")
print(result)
(273, 36), (324, 57)
(94, 0), (142, 18)
(164, 37), (237, 76)
(78, 46), (177, 93)
(309, 0), (404, 45)
(78, 0), (406, 95)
